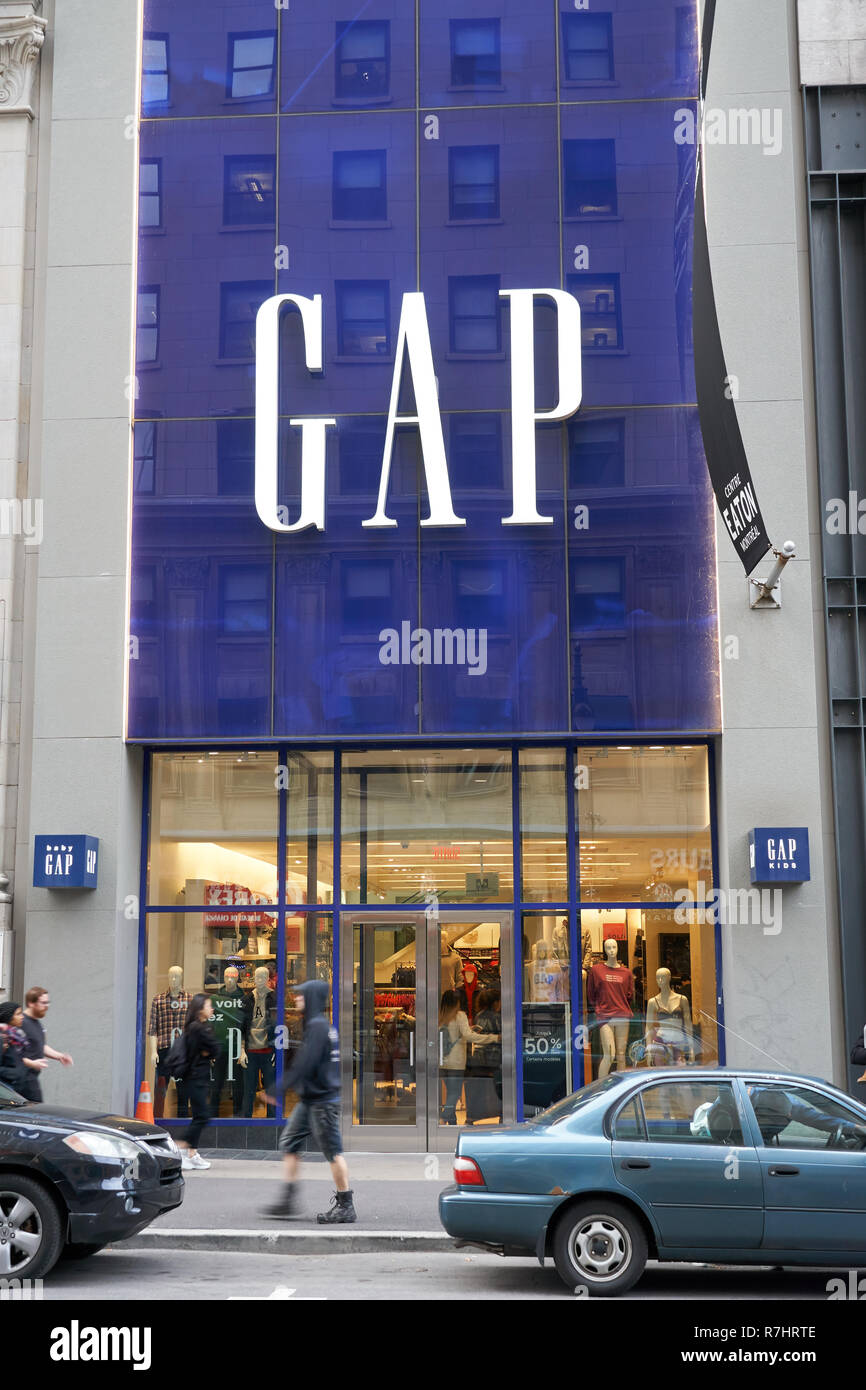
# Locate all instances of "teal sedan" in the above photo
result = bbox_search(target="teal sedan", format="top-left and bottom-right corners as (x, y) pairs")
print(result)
(439, 1068), (866, 1296)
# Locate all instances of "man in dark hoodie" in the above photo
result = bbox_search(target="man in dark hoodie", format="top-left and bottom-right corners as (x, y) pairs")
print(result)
(261, 979), (356, 1224)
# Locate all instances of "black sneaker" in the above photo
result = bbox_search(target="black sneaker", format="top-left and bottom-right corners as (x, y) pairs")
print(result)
(260, 1183), (297, 1220)
(317, 1189), (357, 1224)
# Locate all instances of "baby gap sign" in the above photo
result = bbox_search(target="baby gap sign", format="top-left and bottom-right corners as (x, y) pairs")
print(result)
(254, 288), (582, 535)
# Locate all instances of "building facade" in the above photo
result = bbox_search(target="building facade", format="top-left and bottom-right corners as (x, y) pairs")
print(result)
(1, 0), (858, 1150)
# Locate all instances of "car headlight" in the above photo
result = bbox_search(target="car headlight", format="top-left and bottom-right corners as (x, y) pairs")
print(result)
(162, 1133), (179, 1156)
(63, 1132), (142, 1160)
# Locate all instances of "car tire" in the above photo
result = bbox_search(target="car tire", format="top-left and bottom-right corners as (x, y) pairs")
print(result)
(0, 1175), (64, 1280)
(552, 1199), (647, 1297)
(59, 1242), (106, 1261)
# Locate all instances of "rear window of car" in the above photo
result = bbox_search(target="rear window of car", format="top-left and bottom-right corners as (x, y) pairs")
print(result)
(528, 1074), (627, 1127)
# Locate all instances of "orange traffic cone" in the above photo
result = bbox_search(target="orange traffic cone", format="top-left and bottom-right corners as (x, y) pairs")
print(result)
(135, 1080), (154, 1124)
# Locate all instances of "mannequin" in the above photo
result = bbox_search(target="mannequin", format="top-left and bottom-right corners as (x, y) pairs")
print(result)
(243, 966), (277, 1117)
(440, 937), (464, 993)
(587, 938), (634, 1078)
(645, 967), (694, 1066)
(529, 940), (563, 1002)
(552, 918), (570, 974)
(148, 965), (192, 1119)
(210, 966), (250, 1116)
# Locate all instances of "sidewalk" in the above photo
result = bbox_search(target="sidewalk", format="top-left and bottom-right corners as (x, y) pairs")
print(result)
(124, 1152), (458, 1255)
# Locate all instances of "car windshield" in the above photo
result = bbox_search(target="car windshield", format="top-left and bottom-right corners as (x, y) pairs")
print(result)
(0, 1081), (26, 1107)
(528, 1074), (627, 1127)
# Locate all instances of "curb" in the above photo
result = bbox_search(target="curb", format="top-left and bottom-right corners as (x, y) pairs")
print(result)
(123, 1228), (458, 1255)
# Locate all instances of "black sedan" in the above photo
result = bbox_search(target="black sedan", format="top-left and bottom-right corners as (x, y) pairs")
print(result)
(0, 1080), (183, 1278)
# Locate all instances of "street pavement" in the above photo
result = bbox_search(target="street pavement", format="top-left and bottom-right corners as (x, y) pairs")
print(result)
(40, 1248), (839, 1300)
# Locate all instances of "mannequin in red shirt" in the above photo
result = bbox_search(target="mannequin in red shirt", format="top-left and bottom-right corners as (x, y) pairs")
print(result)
(587, 937), (634, 1078)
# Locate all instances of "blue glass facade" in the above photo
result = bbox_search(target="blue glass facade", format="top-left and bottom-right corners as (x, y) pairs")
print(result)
(131, 0), (719, 742)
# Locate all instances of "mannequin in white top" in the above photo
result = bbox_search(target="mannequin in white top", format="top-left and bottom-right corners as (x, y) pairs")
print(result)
(645, 967), (694, 1065)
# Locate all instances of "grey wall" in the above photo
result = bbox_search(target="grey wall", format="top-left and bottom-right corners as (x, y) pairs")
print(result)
(16, 0), (144, 1112)
(707, 0), (843, 1080)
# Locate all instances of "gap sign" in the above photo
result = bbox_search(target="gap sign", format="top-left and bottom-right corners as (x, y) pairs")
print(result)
(749, 828), (810, 885)
(33, 836), (99, 889)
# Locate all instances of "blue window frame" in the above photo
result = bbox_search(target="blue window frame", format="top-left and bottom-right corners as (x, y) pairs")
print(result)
(227, 31), (277, 100)
(450, 19), (501, 87)
(220, 281), (271, 360)
(449, 145), (500, 220)
(449, 275), (501, 353)
(332, 150), (387, 222)
(449, 415), (503, 489)
(335, 280), (390, 356)
(567, 272), (623, 350)
(571, 556), (626, 629)
(220, 565), (270, 634)
(137, 286), (160, 364)
(223, 155), (276, 226)
(133, 420), (157, 494)
(142, 33), (169, 108)
(561, 12), (615, 82)
(568, 418), (626, 487)
(563, 139), (617, 216)
(139, 159), (162, 229)
(335, 21), (390, 101)
(217, 419), (255, 496)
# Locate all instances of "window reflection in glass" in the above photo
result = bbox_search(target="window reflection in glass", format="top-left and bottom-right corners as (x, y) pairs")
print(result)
(335, 20), (390, 101)
(522, 912), (572, 1116)
(450, 19), (501, 88)
(228, 32), (277, 100)
(519, 749), (567, 902)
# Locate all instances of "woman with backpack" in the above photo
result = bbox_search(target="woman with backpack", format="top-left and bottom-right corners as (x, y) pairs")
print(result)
(177, 993), (219, 1171)
(438, 990), (490, 1126)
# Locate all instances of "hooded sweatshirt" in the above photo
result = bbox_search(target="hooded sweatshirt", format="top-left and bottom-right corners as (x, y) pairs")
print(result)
(278, 980), (340, 1104)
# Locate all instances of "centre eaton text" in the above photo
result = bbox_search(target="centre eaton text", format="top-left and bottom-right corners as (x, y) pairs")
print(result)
(721, 471), (760, 552)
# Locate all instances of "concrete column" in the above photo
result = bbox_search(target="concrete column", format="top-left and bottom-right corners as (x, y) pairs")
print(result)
(0, 0), (45, 995)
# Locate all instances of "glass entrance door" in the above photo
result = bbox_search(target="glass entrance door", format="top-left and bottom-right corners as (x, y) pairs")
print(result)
(340, 910), (515, 1151)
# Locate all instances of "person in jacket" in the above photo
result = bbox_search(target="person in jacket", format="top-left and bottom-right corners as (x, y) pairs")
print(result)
(439, 989), (491, 1126)
(0, 1001), (47, 1099)
(178, 993), (219, 1171)
(261, 979), (356, 1224)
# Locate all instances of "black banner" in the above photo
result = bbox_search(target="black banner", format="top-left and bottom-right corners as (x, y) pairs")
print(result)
(693, 0), (772, 576)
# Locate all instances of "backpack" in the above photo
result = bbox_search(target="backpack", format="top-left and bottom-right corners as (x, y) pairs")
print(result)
(164, 1032), (190, 1082)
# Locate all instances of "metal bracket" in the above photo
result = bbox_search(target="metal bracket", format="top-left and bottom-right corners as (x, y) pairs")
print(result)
(749, 541), (796, 610)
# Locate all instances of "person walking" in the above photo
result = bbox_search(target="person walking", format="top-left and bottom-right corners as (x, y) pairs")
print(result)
(20, 986), (74, 1103)
(0, 1001), (47, 1099)
(261, 979), (356, 1224)
(177, 993), (218, 1171)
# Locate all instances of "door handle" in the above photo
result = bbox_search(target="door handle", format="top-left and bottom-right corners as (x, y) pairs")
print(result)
(767, 1165), (800, 1176)
(621, 1158), (651, 1170)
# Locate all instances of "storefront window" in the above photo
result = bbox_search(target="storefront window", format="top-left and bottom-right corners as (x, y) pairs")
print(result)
(285, 752), (334, 904)
(576, 745), (712, 903)
(282, 913), (333, 1119)
(148, 751), (278, 906)
(578, 906), (719, 1083)
(519, 748), (568, 901)
(521, 911), (572, 1116)
(341, 749), (513, 903)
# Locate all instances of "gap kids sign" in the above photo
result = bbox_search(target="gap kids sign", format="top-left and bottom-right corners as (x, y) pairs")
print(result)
(254, 289), (582, 535)
(33, 836), (99, 889)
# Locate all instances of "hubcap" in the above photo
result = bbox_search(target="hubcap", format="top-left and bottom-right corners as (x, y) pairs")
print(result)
(0, 1193), (43, 1276)
(569, 1214), (631, 1283)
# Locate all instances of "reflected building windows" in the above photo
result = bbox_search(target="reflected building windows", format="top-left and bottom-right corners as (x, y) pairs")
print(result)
(561, 12), (614, 82)
(131, 564), (157, 624)
(341, 560), (393, 633)
(563, 139), (617, 216)
(134, 420), (157, 494)
(675, 5), (698, 82)
(137, 286), (160, 364)
(217, 419), (255, 496)
(449, 415), (503, 490)
(220, 565), (270, 635)
(449, 145), (500, 220)
(142, 34), (169, 108)
(335, 20), (390, 102)
(220, 281), (270, 360)
(455, 559), (506, 630)
(448, 275), (501, 353)
(338, 421), (384, 495)
(336, 280), (390, 356)
(227, 32), (277, 100)
(569, 418), (626, 488)
(571, 557), (625, 630)
(223, 155), (276, 226)
(450, 19), (501, 88)
(332, 149), (387, 222)
(567, 272), (622, 349)
(139, 160), (162, 229)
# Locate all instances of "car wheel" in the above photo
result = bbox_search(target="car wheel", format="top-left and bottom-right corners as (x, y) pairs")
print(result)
(552, 1199), (647, 1297)
(0, 1176), (64, 1280)
(60, 1242), (106, 1261)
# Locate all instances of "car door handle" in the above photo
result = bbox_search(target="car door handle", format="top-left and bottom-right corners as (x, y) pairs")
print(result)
(621, 1158), (651, 1170)
(768, 1165), (800, 1176)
